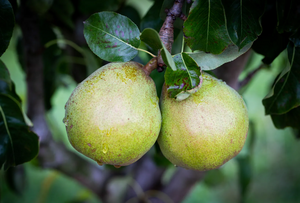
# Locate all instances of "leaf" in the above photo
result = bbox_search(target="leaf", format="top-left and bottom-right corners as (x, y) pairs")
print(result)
(270, 106), (300, 129)
(187, 43), (252, 70)
(222, 0), (265, 49)
(140, 28), (176, 70)
(5, 165), (26, 195)
(0, 60), (39, 170)
(183, 0), (232, 54)
(0, 0), (15, 57)
(276, 0), (300, 34)
(165, 53), (202, 101)
(84, 11), (141, 62)
(263, 42), (300, 115)
(251, 4), (290, 64)
(140, 0), (164, 32)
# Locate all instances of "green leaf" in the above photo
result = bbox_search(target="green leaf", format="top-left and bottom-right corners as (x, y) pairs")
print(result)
(187, 43), (252, 71)
(84, 11), (141, 62)
(183, 0), (231, 54)
(0, 60), (39, 170)
(276, 0), (300, 34)
(140, 0), (164, 32)
(271, 107), (300, 129)
(252, 3), (289, 64)
(0, 0), (15, 57)
(140, 28), (176, 70)
(222, 0), (265, 49)
(263, 42), (300, 115)
(165, 53), (201, 101)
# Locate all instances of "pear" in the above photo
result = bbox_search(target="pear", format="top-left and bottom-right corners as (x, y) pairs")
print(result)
(158, 72), (248, 171)
(64, 61), (161, 167)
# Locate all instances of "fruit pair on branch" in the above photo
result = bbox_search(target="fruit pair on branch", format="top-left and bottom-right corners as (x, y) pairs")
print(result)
(64, 0), (249, 171)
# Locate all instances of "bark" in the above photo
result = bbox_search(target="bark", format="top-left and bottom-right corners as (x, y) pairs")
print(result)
(157, 0), (185, 70)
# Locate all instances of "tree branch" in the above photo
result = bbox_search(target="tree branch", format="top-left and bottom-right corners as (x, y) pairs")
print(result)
(157, 0), (186, 71)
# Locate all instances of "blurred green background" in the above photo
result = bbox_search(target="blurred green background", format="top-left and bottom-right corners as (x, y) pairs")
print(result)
(1, 0), (300, 203)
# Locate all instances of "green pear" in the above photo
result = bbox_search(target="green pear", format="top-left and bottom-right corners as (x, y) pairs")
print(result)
(158, 72), (249, 171)
(64, 62), (161, 167)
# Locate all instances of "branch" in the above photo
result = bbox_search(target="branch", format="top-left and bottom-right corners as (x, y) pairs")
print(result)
(150, 168), (206, 203)
(157, 0), (186, 71)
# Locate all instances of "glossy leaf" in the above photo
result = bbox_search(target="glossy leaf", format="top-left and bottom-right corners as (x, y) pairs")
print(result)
(271, 107), (300, 129)
(165, 53), (201, 100)
(252, 3), (289, 64)
(183, 0), (231, 54)
(140, 0), (164, 32)
(0, 60), (39, 170)
(187, 43), (252, 70)
(263, 42), (300, 115)
(0, 0), (15, 57)
(276, 0), (300, 34)
(140, 28), (176, 70)
(222, 0), (265, 49)
(84, 11), (140, 62)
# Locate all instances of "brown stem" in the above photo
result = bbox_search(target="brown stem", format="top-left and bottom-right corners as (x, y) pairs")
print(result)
(143, 57), (158, 76)
(157, 0), (186, 70)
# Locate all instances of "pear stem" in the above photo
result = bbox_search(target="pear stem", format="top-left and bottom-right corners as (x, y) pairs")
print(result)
(142, 57), (158, 76)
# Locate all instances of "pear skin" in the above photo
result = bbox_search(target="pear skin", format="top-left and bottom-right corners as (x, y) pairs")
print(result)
(158, 72), (249, 171)
(64, 62), (161, 166)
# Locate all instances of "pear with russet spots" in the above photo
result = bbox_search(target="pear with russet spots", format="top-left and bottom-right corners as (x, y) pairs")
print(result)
(158, 72), (249, 171)
(64, 62), (161, 167)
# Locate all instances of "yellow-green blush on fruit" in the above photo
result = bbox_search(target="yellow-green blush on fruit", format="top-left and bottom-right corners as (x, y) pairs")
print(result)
(158, 72), (249, 171)
(64, 62), (161, 167)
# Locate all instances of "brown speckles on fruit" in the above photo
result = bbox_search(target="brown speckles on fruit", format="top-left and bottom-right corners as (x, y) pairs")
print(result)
(158, 72), (248, 171)
(64, 62), (161, 167)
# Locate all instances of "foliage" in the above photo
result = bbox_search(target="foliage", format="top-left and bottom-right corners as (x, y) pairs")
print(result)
(1, 0), (300, 202)
(0, 60), (39, 170)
